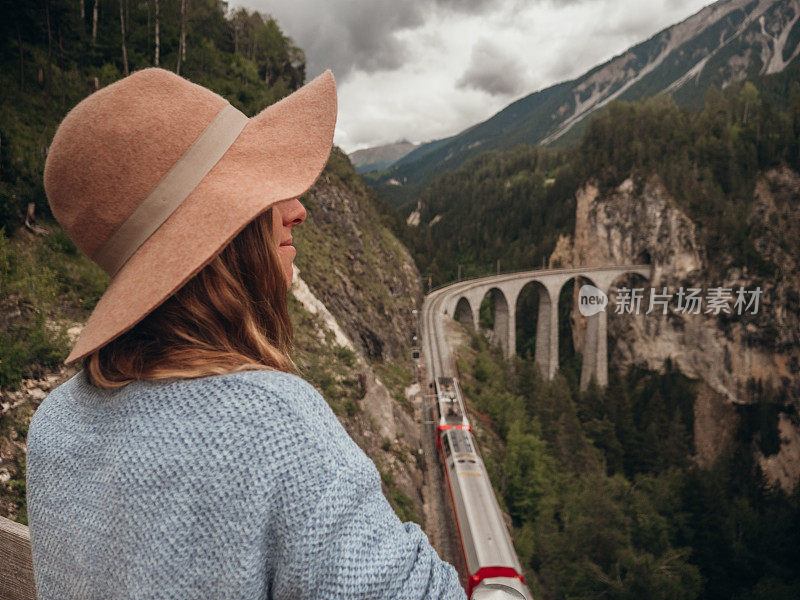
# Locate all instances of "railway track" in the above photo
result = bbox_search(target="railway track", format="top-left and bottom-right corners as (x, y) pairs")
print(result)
(420, 287), (467, 578)
(421, 286), (533, 600)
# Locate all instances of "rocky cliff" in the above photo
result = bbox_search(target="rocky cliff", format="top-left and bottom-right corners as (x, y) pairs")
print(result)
(549, 168), (800, 490)
(290, 148), (428, 523)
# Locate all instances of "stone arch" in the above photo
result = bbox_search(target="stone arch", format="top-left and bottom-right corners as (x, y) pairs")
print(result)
(572, 273), (601, 295)
(580, 269), (650, 391)
(480, 287), (511, 357)
(605, 270), (653, 316)
(431, 265), (651, 388)
(555, 275), (599, 389)
(514, 279), (550, 362)
(454, 297), (475, 329)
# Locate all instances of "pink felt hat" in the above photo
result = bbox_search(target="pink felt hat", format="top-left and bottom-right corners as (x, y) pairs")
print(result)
(43, 67), (337, 365)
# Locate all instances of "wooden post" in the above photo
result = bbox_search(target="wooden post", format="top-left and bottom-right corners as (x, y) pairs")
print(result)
(0, 516), (36, 600)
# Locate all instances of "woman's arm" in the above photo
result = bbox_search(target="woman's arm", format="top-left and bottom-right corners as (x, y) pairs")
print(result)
(272, 450), (466, 600)
(241, 371), (466, 600)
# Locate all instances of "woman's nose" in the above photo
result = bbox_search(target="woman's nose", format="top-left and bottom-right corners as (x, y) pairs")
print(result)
(282, 198), (307, 228)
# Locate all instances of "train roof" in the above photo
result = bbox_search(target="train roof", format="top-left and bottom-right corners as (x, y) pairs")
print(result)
(441, 428), (522, 576)
(435, 377), (470, 429)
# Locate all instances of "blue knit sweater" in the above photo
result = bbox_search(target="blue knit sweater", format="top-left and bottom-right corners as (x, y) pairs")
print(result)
(26, 369), (466, 599)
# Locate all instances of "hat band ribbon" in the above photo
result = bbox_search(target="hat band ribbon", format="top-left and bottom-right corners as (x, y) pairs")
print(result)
(94, 103), (250, 277)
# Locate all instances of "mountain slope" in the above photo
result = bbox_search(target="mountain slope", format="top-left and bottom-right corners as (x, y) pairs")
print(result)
(349, 140), (420, 174)
(372, 0), (800, 207)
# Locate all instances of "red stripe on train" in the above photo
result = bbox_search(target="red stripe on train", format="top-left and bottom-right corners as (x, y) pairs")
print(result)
(468, 566), (525, 596)
(438, 434), (471, 593)
(437, 424), (472, 432)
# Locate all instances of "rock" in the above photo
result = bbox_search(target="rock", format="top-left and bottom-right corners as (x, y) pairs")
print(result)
(551, 169), (800, 488)
(67, 325), (84, 343)
(757, 412), (800, 494)
(298, 177), (423, 363)
(361, 371), (397, 441)
(27, 387), (47, 401)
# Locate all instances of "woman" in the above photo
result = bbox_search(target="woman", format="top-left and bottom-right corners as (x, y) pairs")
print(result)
(25, 67), (466, 599)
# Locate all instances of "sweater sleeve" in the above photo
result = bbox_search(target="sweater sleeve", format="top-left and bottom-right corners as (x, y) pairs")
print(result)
(274, 454), (466, 600)
(249, 373), (466, 600)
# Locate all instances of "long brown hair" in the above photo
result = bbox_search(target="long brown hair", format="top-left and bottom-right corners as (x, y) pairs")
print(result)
(83, 207), (294, 389)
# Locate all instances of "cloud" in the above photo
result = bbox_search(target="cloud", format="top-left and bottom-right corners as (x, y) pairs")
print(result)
(231, 0), (717, 152)
(235, 0), (505, 81)
(434, 0), (502, 13)
(252, 0), (425, 79)
(456, 38), (528, 96)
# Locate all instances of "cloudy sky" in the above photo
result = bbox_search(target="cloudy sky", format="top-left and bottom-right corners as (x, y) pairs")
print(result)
(230, 0), (716, 153)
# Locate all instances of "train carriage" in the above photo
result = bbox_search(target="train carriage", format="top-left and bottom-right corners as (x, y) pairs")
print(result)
(434, 385), (533, 599)
(434, 377), (471, 432)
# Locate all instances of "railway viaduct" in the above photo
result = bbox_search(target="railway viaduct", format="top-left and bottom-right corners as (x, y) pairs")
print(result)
(434, 264), (652, 390)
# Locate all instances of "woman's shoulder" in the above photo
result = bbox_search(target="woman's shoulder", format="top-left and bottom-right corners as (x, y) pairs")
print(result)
(30, 369), (363, 491)
(196, 369), (332, 423)
(205, 370), (374, 488)
(214, 368), (320, 401)
(186, 369), (354, 454)
(31, 369), (338, 450)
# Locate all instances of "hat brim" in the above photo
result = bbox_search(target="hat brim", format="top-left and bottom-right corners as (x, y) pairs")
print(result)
(64, 70), (337, 364)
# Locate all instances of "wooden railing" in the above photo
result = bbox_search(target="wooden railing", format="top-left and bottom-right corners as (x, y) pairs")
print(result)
(0, 516), (36, 600)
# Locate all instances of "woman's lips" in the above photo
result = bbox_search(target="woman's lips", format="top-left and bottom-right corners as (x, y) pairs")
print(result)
(278, 242), (296, 259)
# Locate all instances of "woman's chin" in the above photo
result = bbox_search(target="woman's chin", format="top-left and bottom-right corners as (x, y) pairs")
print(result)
(278, 246), (296, 288)
(284, 266), (294, 289)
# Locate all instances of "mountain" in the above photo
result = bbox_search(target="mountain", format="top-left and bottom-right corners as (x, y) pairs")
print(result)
(422, 71), (800, 598)
(371, 0), (800, 207)
(348, 140), (420, 174)
(401, 52), (800, 478)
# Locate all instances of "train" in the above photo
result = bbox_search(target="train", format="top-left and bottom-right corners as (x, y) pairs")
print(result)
(433, 377), (533, 600)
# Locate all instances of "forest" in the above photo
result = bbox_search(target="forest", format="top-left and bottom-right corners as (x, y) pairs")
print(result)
(459, 318), (800, 600)
(0, 0), (305, 233)
(404, 56), (800, 599)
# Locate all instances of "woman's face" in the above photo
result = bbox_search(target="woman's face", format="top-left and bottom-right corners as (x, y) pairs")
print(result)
(271, 198), (307, 288)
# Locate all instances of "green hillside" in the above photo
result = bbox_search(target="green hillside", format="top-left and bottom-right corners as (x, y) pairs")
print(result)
(0, 0), (305, 233)
(460, 330), (800, 600)
(404, 72), (800, 288)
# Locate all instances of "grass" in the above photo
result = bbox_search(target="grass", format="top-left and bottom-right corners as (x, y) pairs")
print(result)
(289, 295), (364, 417)
(4, 456), (27, 525)
(0, 224), (106, 390)
(372, 361), (414, 413)
(379, 468), (420, 524)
